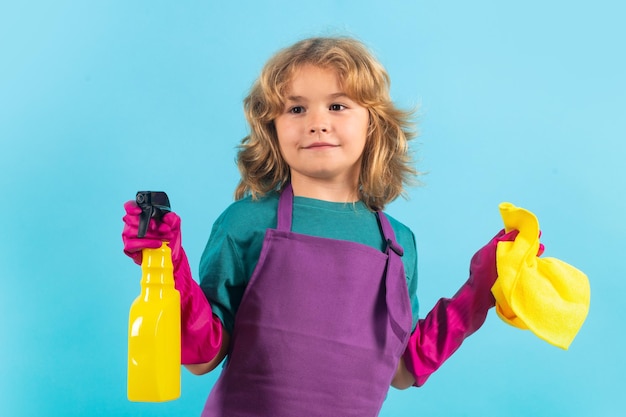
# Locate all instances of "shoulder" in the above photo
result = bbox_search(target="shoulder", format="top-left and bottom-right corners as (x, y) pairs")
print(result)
(213, 191), (279, 232)
(382, 211), (418, 274)
(382, 212), (416, 249)
(383, 211), (419, 325)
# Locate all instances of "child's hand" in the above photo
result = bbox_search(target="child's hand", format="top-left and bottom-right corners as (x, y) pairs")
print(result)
(121, 200), (183, 265)
(468, 228), (544, 301)
(467, 229), (520, 298)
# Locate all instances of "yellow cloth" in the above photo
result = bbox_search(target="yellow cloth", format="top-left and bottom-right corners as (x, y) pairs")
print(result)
(491, 202), (590, 350)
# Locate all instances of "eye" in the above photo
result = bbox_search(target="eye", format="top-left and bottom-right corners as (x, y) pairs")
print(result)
(329, 104), (346, 111)
(288, 106), (305, 114)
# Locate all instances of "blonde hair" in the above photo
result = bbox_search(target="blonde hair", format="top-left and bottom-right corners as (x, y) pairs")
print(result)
(235, 36), (419, 211)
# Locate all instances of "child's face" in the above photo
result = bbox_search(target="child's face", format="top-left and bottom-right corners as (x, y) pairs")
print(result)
(274, 65), (369, 191)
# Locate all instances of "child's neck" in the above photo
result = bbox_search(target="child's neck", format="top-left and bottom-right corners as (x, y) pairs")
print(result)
(290, 177), (360, 203)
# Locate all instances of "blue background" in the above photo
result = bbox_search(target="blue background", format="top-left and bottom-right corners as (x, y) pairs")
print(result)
(2, 1), (624, 416)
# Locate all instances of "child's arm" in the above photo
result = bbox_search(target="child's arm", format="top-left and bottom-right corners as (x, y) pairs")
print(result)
(172, 247), (225, 368)
(401, 229), (519, 387)
(391, 357), (416, 389)
(122, 202), (224, 368)
(184, 330), (230, 375)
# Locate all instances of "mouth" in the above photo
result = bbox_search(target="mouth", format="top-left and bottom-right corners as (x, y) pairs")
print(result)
(303, 142), (339, 150)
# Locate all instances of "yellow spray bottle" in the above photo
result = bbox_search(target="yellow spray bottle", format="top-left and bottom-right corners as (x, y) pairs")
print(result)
(127, 191), (181, 402)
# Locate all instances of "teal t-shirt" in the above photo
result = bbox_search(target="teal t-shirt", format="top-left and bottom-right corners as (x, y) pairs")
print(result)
(199, 191), (419, 334)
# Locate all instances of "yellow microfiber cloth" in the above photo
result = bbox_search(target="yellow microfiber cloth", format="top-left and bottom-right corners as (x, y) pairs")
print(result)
(491, 202), (590, 350)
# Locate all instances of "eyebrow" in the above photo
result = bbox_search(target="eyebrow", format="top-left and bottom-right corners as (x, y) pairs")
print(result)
(285, 92), (350, 102)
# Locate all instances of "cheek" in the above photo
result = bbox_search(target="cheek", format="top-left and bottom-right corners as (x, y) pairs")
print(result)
(353, 115), (370, 147)
(275, 128), (296, 162)
(275, 119), (296, 143)
(353, 109), (370, 136)
(276, 133), (294, 157)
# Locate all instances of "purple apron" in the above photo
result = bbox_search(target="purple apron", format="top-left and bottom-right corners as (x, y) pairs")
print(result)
(202, 184), (412, 417)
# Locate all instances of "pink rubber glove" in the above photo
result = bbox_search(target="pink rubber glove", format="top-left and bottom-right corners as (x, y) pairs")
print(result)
(122, 201), (222, 364)
(403, 229), (519, 386)
(122, 201), (182, 265)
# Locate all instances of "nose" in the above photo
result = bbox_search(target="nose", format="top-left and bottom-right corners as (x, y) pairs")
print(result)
(308, 109), (330, 134)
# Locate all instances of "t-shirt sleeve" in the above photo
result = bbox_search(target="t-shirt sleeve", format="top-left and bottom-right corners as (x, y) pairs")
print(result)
(198, 214), (247, 335)
(406, 231), (419, 331)
(388, 215), (420, 331)
(198, 196), (277, 335)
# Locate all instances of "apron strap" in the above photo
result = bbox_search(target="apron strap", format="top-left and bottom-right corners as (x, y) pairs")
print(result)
(277, 183), (294, 231)
(376, 212), (404, 257)
(377, 212), (412, 345)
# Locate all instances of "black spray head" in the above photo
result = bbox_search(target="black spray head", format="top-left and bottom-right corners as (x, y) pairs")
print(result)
(136, 191), (171, 238)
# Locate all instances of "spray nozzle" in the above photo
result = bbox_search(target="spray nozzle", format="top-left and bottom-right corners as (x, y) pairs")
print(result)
(136, 191), (171, 238)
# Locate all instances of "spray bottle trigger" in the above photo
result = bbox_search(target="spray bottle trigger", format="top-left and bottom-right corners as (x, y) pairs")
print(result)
(135, 191), (171, 238)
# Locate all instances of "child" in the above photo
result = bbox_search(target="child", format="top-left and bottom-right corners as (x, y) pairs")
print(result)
(122, 36), (518, 417)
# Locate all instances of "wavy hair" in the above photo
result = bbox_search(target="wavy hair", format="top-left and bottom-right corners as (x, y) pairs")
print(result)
(234, 36), (419, 211)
